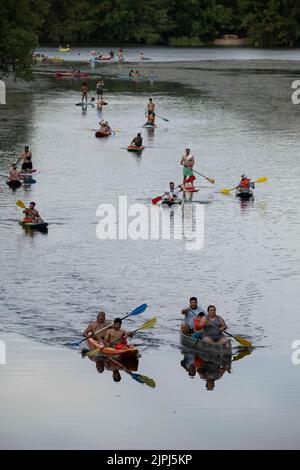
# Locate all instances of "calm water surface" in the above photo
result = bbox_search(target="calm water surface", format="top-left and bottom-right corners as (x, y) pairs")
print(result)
(0, 65), (300, 448)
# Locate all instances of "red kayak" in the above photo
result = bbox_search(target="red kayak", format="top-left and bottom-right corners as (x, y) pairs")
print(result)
(95, 130), (111, 138)
(127, 145), (144, 152)
(55, 72), (89, 79)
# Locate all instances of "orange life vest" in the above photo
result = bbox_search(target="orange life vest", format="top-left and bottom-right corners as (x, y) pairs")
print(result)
(193, 317), (204, 332)
(239, 178), (251, 189)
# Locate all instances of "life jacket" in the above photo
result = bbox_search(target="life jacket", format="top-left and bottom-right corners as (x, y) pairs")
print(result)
(239, 178), (251, 189)
(115, 336), (128, 350)
(23, 218), (33, 223)
(193, 317), (204, 332)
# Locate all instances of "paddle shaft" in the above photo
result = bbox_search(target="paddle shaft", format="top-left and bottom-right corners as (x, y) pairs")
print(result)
(193, 169), (215, 184)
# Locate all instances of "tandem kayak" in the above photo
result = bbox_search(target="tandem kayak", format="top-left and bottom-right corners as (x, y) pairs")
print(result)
(95, 130), (111, 138)
(180, 332), (232, 355)
(161, 198), (182, 207)
(127, 145), (144, 152)
(89, 345), (139, 358)
(19, 221), (48, 231)
(235, 188), (254, 199)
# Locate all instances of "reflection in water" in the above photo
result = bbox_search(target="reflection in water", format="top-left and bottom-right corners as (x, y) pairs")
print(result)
(180, 347), (252, 391)
(82, 351), (156, 388)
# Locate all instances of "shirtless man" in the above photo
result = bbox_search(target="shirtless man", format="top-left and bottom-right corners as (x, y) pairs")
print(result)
(81, 81), (88, 104)
(131, 133), (143, 147)
(180, 149), (195, 186)
(22, 202), (43, 224)
(104, 318), (129, 350)
(83, 311), (111, 350)
(147, 98), (155, 116)
(9, 164), (22, 181)
(17, 146), (33, 172)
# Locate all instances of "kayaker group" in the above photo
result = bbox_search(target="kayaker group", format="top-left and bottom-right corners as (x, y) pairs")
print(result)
(181, 297), (230, 346)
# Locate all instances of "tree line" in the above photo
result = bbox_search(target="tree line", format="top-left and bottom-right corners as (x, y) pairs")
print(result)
(1, 0), (300, 79)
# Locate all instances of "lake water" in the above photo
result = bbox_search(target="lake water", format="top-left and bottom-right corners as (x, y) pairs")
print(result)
(35, 45), (300, 63)
(0, 62), (300, 449)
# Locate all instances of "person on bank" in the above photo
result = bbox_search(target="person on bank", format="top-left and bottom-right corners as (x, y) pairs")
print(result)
(181, 297), (206, 335)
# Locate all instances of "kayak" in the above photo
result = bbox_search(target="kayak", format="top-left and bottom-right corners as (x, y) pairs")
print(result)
(143, 123), (157, 128)
(6, 180), (22, 189)
(161, 198), (182, 207)
(58, 47), (70, 52)
(89, 345), (139, 358)
(180, 332), (232, 355)
(95, 130), (111, 138)
(236, 188), (254, 199)
(127, 145), (144, 152)
(19, 221), (48, 231)
(56, 72), (89, 79)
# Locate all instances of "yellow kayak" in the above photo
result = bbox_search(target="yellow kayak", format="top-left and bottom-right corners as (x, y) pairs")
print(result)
(58, 47), (71, 52)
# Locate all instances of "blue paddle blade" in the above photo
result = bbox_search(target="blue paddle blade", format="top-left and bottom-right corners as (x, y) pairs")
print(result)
(131, 373), (145, 384)
(130, 303), (148, 316)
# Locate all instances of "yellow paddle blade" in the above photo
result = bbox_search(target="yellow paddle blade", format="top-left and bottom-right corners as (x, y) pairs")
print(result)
(233, 335), (252, 348)
(254, 177), (268, 183)
(16, 200), (26, 209)
(219, 188), (232, 194)
(232, 348), (252, 363)
(139, 317), (157, 330)
(140, 375), (156, 388)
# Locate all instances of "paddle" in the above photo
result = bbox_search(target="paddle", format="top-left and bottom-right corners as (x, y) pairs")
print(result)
(220, 177), (268, 195)
(103, 356), (156, 388)
(152, 176), (195, 205)
(68, 303), (148, 347)
(156, 113), (169, 122)
(86, 317), (157, 357)
(206, 320), (252, 348)
(192, 169), (215, 184)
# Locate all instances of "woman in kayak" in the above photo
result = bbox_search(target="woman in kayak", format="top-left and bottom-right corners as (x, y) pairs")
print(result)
(22, 202), (43, 224)
(81, 81), (88, 104)
(202, 305), (229, 345)
(17, 145), (33, 172)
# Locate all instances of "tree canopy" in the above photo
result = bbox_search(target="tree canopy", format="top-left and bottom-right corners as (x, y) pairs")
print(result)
(1, 0), (300, 79)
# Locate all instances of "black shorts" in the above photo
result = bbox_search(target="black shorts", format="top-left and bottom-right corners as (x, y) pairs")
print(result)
(22, 161), (33, 170)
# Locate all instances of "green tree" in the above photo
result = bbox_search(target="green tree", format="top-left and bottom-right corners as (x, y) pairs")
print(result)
(0, 0), (50, 79)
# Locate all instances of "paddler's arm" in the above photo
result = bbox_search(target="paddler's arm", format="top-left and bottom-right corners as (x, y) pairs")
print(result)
(83, 324), (93, 338)
(181, 308), (190, 316)
(219, 317), (227, 332)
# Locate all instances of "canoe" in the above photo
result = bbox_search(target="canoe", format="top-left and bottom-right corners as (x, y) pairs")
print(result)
(161, 198), (182, 207)
(6, 180), (22, 189)
(236, 188), (254, 199)
(95, 130), (111, 138)
(127, 145), (144, 152)
(180, 332), (232, 355)
(19, 221), (48, 231)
